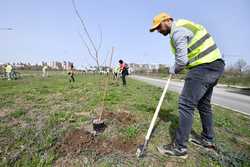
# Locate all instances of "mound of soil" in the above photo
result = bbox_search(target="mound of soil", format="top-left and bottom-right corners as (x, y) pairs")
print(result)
(56, 111), (141, 158)
(57, 128), (112, 156)
(103, 111), (136, 124)
(111, 137), (141, 153)
(57, 128), (95, 155)
(57, 127), (142, 156)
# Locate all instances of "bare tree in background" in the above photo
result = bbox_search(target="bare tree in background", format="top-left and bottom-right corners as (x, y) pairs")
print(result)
(72, 0), (102, 71)
(235, 58), (247, 73)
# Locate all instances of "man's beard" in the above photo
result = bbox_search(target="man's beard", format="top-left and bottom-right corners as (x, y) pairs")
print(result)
(160, 28), (170, 36)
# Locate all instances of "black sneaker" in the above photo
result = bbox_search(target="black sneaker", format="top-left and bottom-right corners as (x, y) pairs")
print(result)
(157, 144), (188, 159)
(189, 134), (216, 150)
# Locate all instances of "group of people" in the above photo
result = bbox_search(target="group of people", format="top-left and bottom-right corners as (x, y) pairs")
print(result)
(41, 64), (75, 83)
(41, 60), (129, 86)
(65, 59), (130, 86)
(2, 64), (16, 80)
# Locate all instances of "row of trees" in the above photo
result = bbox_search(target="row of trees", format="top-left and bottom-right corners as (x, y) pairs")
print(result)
(225, 59), (250, 74)
(132, 58), (249, 76)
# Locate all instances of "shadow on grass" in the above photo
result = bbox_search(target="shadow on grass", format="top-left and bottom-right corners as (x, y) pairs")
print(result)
(153, 108), (179, 143)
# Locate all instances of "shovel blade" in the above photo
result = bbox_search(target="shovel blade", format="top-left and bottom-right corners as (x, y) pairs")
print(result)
(136, 140), (148, 158)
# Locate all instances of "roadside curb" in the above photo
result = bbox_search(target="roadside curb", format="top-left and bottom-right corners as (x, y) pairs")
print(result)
(143, 76), (250, 89)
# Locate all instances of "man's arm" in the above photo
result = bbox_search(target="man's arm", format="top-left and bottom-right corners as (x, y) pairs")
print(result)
(172, 27), (193, 73)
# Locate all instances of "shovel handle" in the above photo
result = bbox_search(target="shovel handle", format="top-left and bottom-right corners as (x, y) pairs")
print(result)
(145, 74), (172, 140)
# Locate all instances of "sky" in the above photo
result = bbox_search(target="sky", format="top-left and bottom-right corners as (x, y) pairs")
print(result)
(1, 0), (250, 68)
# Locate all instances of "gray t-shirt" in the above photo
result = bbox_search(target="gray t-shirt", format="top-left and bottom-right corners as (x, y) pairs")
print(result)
(170, 21), (194, 73)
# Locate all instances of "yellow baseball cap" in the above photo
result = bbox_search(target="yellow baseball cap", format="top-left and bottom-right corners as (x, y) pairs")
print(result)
(150, 12), (173, 32)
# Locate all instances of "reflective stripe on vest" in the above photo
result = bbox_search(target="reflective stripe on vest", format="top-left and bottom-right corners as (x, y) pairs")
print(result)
(188, 33), (211, 53)
(170, 19), (221, 68)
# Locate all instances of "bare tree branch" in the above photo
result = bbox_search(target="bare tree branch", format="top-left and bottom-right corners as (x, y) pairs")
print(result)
(72, 0), (100, 69)
(97, 25), (103, 52)
(78, 32), (97, 62)
(102, 50), (110, 67)
(72, 0), (97, 52)
(109, 47), (114, 68)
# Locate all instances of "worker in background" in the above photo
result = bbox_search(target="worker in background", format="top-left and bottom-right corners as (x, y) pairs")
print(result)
(5, 64), (12, 80)
(2, 64), (7, 78)
(113, 66), (120, 80)
(150, 12), (225, 159)
(68, 64), (75, 83)
(42, 65), (48, 78)
(119, 60), (129, 86)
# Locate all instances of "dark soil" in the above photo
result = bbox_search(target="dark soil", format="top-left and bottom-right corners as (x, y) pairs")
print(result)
(56, 111), (141, 159)
(111, 136), (142, 153)
(57, 129), (142, 156)
(57, 128), (112, 156)
(102, 111), (136, 124)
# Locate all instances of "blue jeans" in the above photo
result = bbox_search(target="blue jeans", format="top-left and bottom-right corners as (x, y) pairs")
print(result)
(175, 59), (225, 148)
(121, 70), (128, 86)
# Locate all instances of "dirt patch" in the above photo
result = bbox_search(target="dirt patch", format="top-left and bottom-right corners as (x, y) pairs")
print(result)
(74, 111), (90, 117)
(57, 127), (142, 157)
(111, 136), (142, 153)
(57, 128), (112, 156)
(79, 96), (87, 101)
(0, 108), (15, 118)
(15, 97), (34, 110)
(57, 128), (94, 154)
(0, 111), (7, 117)
(102, 111), (136, 124)
(56, 111), (140, 160)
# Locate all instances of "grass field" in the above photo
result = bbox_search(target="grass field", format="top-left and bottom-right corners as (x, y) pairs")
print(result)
(0, 72), (250, 166)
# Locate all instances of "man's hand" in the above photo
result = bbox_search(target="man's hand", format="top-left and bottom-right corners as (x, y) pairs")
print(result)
(169, 66), (176, 75)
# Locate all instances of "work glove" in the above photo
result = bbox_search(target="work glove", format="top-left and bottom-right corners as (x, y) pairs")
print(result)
(169, 66), (176, 75)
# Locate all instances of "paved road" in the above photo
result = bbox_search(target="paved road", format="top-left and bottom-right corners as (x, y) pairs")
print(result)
(130, 75), (250, 116)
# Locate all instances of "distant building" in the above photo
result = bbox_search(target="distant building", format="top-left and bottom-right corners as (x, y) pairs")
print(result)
(128, 63), (164, 73)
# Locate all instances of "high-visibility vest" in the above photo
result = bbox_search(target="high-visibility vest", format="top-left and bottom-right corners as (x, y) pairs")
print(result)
(5, 65), (12, 73)
(170, 19), (221, 68)
(113, 66), (120, 73)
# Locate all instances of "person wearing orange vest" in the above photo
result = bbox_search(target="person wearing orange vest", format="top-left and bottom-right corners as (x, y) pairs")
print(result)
(150, 12), (225, 159)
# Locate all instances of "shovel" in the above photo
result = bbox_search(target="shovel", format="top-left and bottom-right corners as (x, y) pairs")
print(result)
(136, 74), (172, 158)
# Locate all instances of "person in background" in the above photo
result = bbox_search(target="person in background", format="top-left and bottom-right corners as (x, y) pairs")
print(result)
(42, 65), (48, 78)
(113, 66), (120, 80)
(119, 60), (129, 86)
(68, 64), (75, 83)
(2, 64), (7, 78)
(5, 64), (12, 80)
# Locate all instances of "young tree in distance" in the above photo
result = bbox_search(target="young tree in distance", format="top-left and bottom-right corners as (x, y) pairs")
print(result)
(235, 58), (247, 73)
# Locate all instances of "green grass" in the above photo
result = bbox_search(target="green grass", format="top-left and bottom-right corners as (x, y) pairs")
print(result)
(119, 125), (139, 139)
(219, 73), (250, 87)
(10, 109), (26, 118)
(0, 72), (249, 166)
